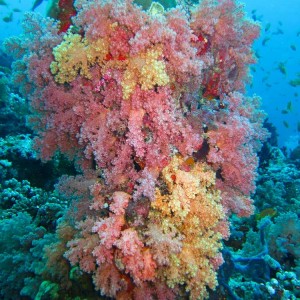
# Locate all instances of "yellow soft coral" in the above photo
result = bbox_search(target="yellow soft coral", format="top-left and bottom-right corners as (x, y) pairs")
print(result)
(50, 32), (168, 98)
(121, 45), (170, 99)
(149, 155), (226, 299)
(50, 32), (108, 84)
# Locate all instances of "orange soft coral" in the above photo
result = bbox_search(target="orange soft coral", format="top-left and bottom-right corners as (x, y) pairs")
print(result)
(147, 155), (229, 299)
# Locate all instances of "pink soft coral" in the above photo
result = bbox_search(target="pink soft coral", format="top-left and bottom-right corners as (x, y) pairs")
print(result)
(4, 0), (267, 298)
(114, 228), (156, 284)
(191, 0), (260, 97)
(206, 92), (268, 216)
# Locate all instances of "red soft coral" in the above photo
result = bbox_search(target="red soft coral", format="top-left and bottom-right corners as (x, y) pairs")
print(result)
(114, 228), (156, 284)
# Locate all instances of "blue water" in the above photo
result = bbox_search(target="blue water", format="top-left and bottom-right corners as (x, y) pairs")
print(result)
(242, 0), (300, 149)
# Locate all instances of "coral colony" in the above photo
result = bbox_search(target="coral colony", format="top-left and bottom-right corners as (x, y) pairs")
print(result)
(4, 0), (268, 298)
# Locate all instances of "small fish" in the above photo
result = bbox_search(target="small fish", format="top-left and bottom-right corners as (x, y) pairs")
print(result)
(2, 12), (13, 23)
(297, 31), (300, 37)
(251, 10), (262, 21)
(295, 92), (299, 97)
(180, 156), (195, 172)
(283, 121), (289, 128)
(287, 100), (292, 111)
(266, 83), (272, 87)
(184, 157), (195, 167)
(278, 21), (283, 26)
(250, 66), (256, 73)
(273, 28), (284, 35)
(255, 208), (277, 221)
(254, 49), (261, 59)
(262, 37), (270, 46)
(281, 109), (289, 114)
(289, 79), (300, 87)
(252, 14), (263, 22)
(251, 11), (257, 20)
(290, 44), (297, 51)
(265, 23), (271, 32)
(0, 0), (7, 5)
(13, 8), (22, 12)
(297, 121), (300, 132)
(262, 76), (269, 83)
(278, 62), (287, 75)
(31, 0), (44, 11)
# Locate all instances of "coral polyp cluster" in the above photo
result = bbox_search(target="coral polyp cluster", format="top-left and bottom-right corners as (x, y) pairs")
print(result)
(50, 32), (109, 83)
(65, 156), (226, 299)
(3, 0), (268, 298)
(149, 156), (226, 298)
